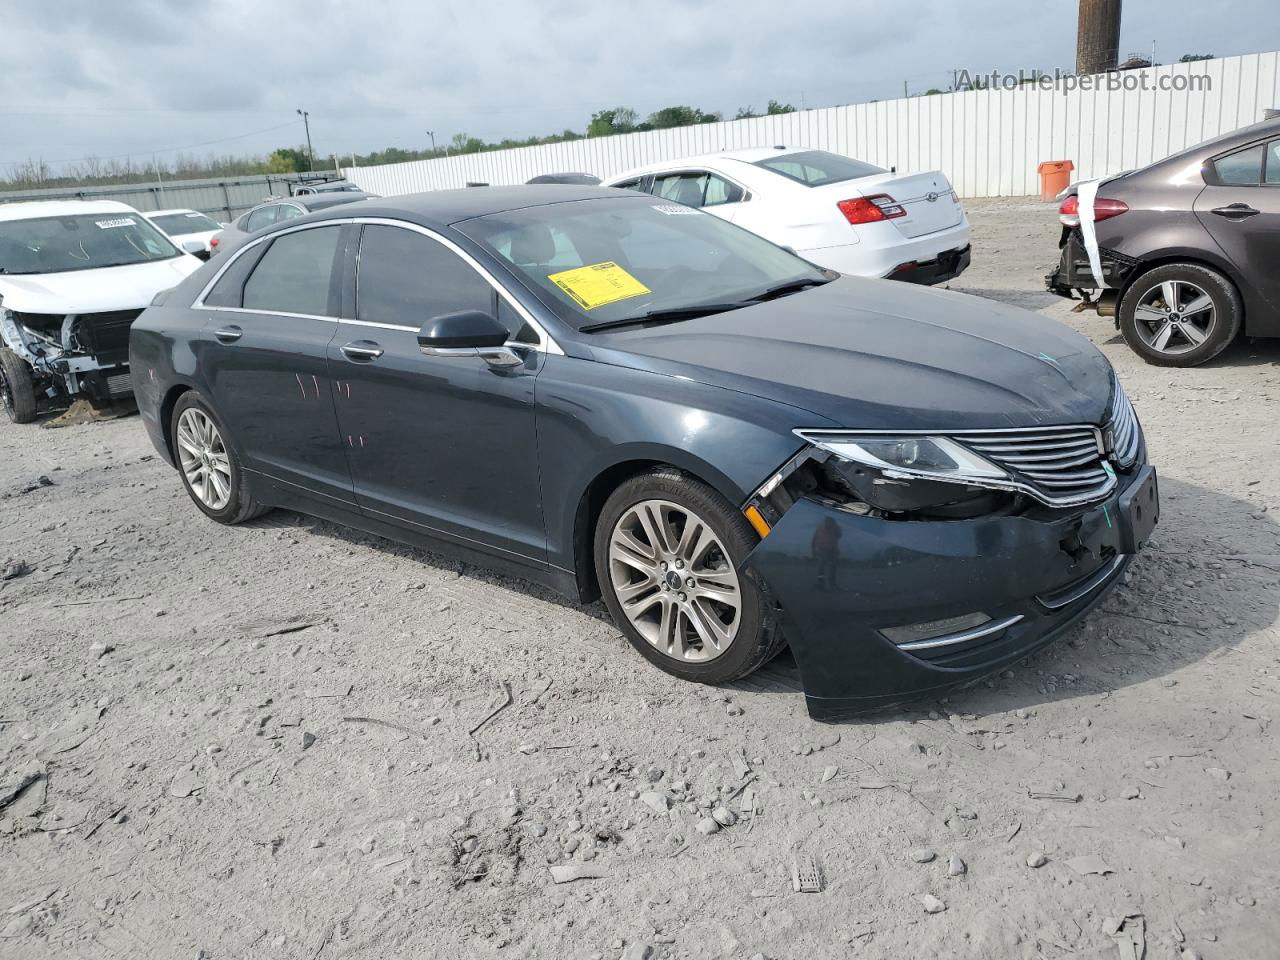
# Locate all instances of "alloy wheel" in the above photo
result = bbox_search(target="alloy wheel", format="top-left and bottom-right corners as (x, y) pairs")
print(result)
(607, 499), (742, 662)
(1131, 279), (1216, 356)
(175, 408), (232, 510)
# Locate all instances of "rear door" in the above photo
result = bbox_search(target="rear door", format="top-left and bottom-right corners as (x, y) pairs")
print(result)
(328, 222), (547, 563)
(649, 170), (747, 222)
(1194, 137), (1280, 317)
(197, 223), (354, 504)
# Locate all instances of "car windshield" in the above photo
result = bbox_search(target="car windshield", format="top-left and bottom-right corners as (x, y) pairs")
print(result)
(753, 149), (885, 187)
(456, 196), (830, 330)
(150, 212), (221, 234)
(0, 212), (181, 275)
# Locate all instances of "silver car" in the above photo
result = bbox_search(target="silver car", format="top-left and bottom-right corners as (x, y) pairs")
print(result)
(210, 192), (376, 255)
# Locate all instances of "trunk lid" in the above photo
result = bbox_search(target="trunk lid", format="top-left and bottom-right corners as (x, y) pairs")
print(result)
(825, 170), (964, 239)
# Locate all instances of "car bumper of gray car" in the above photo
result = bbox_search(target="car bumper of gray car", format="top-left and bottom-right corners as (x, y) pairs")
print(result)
(743, 464), (1158, 721)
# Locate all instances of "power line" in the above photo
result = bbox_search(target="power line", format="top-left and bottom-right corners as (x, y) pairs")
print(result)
(0, 118), (303, 168)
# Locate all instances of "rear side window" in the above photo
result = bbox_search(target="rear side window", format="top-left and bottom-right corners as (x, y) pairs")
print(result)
(245, 206), (279, 232)
(754, 150), (885, 187)
(242, 226), (342, 316)
(1212, 144), (1265, 185)
(1267, 141), (1280, 184)
(355, 225), (494, 327)
(276, 204), (305, 222)
(202, 244), (267, 307)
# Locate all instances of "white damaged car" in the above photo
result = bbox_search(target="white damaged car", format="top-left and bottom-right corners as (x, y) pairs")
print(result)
(0, 200), (201, 423)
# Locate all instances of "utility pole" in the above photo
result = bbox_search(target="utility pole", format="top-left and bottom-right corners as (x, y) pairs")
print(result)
(296, 109), (314, 171)
(427, 130), (437, 155)
(1076, 0), (1122, 75)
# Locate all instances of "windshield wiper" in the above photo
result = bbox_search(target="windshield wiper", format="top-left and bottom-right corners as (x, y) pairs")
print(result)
(745, 276), (831, 302)
(579, 302), (746, 333)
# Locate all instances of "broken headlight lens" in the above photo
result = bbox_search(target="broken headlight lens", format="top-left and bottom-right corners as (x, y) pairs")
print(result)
(798, 432), (1013, 516)
(801, 434), (1008, 481)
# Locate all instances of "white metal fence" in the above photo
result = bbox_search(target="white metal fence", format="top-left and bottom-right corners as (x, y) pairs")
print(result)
(344, 51), (1280, 199)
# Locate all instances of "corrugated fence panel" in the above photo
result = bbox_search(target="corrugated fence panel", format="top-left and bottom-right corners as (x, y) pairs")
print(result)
(343, 52), (1280, 199)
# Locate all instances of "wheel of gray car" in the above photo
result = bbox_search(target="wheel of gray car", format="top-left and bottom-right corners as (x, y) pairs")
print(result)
(170, 391), (269, 524)
(1118, 263), (1241, 367)
(594, 468), (782, 685)
(0, 348), (38, 424)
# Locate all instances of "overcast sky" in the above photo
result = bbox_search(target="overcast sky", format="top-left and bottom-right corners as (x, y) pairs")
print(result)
(1, 0), (1273, 174)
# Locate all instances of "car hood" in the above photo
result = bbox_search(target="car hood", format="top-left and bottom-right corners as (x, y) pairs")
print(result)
(582, 277), (1114, 430)
(0, 256), (201, 314)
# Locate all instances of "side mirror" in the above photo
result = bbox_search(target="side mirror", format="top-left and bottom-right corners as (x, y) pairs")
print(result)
(181, 239), (206, 255)
(418, 310), (523, 368)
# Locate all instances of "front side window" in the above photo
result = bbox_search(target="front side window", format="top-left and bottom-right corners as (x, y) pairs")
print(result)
(241, 226), (342, 316)
(245, 206), (279, 232)
(356, 225), (494, 327)
(456, 196), (829, 331)
(1266, 140), (1280, 185)
(0, 212), (180, 275)
(652, 172), (710, 207)
(1212, 144), (1265, 185)
(754, 149), (885, 187)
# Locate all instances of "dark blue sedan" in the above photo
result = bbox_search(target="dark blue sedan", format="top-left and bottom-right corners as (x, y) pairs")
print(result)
(130, 186), (1158, 719)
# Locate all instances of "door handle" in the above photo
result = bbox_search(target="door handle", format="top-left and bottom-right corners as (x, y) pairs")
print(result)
(1210, 203), (1260, 220)
(340, 340), (384, 361)
(213, 325), (243, 343)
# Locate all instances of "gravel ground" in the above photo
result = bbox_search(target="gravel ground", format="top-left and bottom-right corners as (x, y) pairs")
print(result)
(2, 197), (1278, 960)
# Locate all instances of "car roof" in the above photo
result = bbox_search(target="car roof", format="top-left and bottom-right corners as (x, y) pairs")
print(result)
(605, 145), (811, 181)
(148, 208), (205, 218)
(0, 198), (141, 222)
(298, 185), (648, 229)
(296, 193), (378, 210)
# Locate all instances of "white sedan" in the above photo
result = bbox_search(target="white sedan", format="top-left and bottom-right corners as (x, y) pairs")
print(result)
(144, 208), (225, 260)
(604, 147), (970, 283)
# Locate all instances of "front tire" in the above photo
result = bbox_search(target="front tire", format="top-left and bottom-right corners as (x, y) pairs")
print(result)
(594, 468), (781, 685)
(0, 348), (38, 424)
(170, 391), (269, 524)
(1118, 263), (1241, 367)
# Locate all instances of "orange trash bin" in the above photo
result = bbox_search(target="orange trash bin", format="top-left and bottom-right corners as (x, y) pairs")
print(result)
(1038, 160), (1074, 201)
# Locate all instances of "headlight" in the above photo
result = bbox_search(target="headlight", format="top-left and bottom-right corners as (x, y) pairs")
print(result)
(794, 431), (1015, 517)
(799, 433), (1008, 482)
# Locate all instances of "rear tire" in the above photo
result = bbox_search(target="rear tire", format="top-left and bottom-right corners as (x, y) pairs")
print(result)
(594, 467), (781, 685)
(170, 391), (270, 524)
(1118, 263), (1241, 367)
(0, 348), (38, 424)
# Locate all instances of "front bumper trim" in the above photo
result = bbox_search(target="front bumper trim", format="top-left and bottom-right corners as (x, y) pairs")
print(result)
(893, 613), (1025, 653)
(1036, 554), (1125, 610)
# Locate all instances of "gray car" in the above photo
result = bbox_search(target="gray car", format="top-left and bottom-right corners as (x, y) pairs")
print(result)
(1046, 116), (1280, 367)
(209, 192), (376, 256)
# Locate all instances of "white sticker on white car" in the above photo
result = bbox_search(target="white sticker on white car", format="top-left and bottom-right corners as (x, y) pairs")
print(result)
(94, 218), (137, 229)
(653, 204), (702, 216)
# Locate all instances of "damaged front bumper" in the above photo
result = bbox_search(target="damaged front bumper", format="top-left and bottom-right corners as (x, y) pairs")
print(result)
(0, 307), (139, 404)
(743, 464), (1158, 721)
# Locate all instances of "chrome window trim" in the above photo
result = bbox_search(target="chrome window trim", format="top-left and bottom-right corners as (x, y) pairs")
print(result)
(192, 217), (562, 355)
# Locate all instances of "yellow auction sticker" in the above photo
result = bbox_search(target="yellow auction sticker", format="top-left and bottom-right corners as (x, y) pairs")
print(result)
(547, 262), (650, 310)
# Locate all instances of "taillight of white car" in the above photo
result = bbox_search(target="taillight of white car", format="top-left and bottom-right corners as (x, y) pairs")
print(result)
(1059, 194), (1128, 227)
(837, 194), (907, 225)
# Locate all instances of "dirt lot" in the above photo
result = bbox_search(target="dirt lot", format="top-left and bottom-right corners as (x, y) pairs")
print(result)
(2, 197), (1278, 960)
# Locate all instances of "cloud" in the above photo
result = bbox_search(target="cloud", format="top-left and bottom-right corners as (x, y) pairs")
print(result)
(0, 0), (1270, 173)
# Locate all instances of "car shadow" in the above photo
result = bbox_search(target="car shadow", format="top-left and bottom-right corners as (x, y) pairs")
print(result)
(245, 475), (1274, 722)
(734, 475), (1278, 721)
(949, 286), (1065, 311)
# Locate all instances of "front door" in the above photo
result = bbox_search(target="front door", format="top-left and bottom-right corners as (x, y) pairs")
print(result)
(198, 223), (353, 504)
(1194, 136), (1280, 318)
(328, 223), (546, 564)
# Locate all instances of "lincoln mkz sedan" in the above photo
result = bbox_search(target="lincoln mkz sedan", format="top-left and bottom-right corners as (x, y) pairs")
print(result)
(130, 186), (1158, 720)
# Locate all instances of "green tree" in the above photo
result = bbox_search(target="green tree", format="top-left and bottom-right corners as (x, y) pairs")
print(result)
(765, 99), (795, 114)
(645, 105), (722, 128)
(587, 107), (639, 137)
(266, 147), (309, 173)
(1179, 53), (1214, 62)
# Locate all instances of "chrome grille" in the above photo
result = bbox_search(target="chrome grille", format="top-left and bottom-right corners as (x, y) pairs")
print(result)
(1109, 381), (1140, 468)
(960, 425), (1113, 506)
